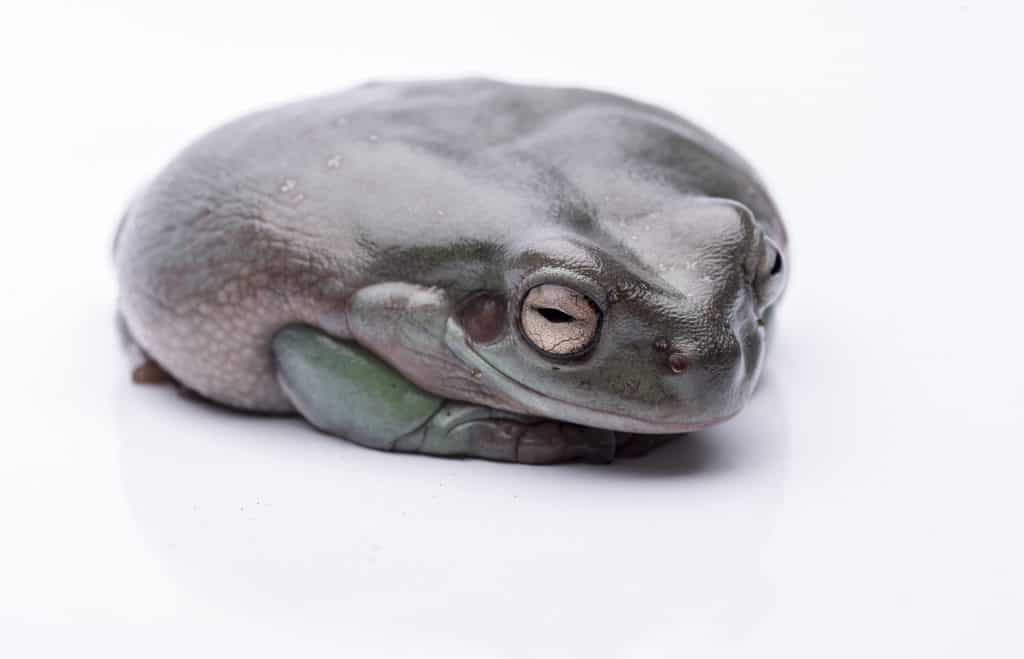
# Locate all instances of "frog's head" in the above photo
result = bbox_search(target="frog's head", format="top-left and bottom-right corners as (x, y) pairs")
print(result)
(446, 198), (786, 434)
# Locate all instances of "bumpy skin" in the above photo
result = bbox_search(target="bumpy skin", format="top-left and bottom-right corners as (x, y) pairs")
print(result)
(115, 78), (788, 462)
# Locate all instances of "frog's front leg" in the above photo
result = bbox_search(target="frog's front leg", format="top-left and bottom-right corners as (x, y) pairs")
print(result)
(272, 324), (445, 452)
(272, 324), (616, 463)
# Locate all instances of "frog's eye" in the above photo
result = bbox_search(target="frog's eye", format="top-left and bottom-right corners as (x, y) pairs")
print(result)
(753, 238), (787, 311)
(520, 284), (601, 356)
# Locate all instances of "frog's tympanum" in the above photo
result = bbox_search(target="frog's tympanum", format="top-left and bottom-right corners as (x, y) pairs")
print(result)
(115, 79), (788, 463)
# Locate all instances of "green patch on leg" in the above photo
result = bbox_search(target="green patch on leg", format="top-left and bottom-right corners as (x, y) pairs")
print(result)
(273, 324), (444, 450)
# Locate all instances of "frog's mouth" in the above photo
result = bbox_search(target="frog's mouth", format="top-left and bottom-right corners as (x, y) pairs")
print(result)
(444, 319), (734, 434)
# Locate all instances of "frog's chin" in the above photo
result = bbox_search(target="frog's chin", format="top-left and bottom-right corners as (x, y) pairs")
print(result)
(444, 319), (735, 434)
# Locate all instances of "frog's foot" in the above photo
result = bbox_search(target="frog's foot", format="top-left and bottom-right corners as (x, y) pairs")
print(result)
(131, 358), (173, 384)
(405, 402), (617, 464)
(272, 324), (616, 464)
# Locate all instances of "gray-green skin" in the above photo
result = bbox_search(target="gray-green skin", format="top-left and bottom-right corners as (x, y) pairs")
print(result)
(115, 78), (788, 464)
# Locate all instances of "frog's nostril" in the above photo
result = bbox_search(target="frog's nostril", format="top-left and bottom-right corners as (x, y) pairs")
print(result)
(668, 352), (689, 374)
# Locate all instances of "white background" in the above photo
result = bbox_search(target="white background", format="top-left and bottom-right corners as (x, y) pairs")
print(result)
(1, 1), (1022, 657)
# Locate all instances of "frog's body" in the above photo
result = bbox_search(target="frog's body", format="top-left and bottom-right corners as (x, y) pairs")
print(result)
(115, 79), (787, 463)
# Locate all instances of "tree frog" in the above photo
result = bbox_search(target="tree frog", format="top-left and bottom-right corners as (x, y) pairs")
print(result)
(115, 78), (788, 463)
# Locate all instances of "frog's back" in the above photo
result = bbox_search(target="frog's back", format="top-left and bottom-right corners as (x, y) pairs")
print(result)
(115, 79), (782, 411)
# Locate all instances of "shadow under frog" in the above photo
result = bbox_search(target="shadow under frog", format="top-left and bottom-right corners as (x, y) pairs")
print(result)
(114, 362), (789, 627)
(114, 78), (788, 463)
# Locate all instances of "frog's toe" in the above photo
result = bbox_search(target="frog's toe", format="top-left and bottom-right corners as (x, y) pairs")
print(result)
(517, 421), (618, 464)
(131, 358), (173, 385)
(404, 401), (617, 464)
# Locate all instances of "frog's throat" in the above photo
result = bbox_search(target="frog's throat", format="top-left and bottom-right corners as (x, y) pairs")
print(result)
(443, 318), (733, 435)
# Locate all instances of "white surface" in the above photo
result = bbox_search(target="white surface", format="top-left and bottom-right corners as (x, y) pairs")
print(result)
(2, 1), (1022, 657)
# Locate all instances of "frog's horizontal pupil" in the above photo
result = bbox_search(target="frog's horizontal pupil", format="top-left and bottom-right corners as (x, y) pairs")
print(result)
(534, 307), (575, 323)
(520, 284), (600, 356)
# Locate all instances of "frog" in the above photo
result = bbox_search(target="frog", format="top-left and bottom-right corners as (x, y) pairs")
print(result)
(114, 78), (788, 464)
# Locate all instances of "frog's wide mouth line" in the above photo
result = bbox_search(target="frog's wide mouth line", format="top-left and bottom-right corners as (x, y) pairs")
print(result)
(444, 319), (734, 434)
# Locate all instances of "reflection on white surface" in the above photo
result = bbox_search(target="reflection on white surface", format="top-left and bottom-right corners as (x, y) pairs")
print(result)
(116, 369), (787, 653)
